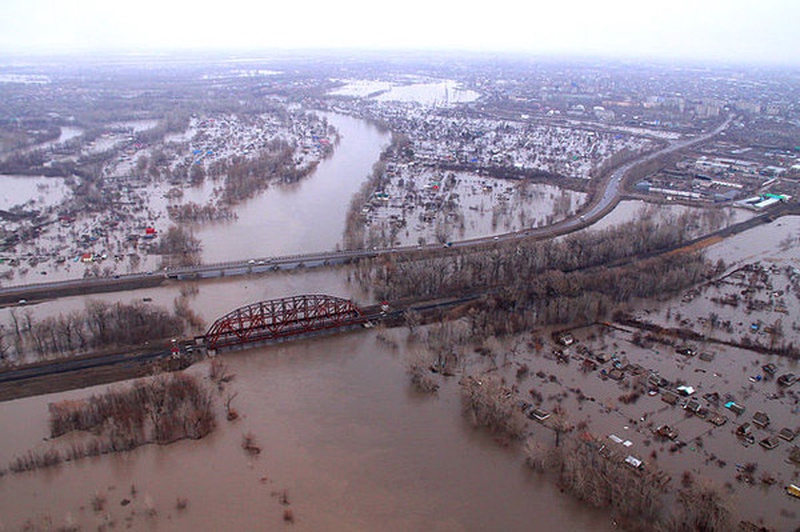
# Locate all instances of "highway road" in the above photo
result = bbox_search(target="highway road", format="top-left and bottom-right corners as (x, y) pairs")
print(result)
(442, 115), (734, 250)
(0, 116), (735, 304)
(573, 115), (735, 228)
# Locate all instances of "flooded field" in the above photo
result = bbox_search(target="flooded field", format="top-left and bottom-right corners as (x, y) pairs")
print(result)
(361, 169), (586, 247)
(0, 175), (69, 211)
(1, 126), (84, 160)
(396, 214), (800, 529)
(591, 199), (756, 232)
(520, 320), (800, 530)
(0, 329), (613, 531)
(586, 215), (800, 529)
(330, 78), (479, 105)
(633, 214), (800, 347)
(2, 204), (799, 530)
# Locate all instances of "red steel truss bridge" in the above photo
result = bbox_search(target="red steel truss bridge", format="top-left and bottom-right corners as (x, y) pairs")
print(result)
(204, 294), (365, 351)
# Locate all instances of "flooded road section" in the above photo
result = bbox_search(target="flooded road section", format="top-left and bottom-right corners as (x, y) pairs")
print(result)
(0, 330), (613, 531)
(193, 114), (390, 263)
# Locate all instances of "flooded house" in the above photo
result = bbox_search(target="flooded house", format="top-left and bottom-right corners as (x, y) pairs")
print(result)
(752, 411), (770, 429)
(725, 401), (746, 415)
(661, 390), (680, 405)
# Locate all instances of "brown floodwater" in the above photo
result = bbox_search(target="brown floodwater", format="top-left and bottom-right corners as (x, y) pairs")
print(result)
(193, 113), (390, 263)
(2, 113), (388, 286)
(0, 329), (615, 531)
(516, 215), (800, 530)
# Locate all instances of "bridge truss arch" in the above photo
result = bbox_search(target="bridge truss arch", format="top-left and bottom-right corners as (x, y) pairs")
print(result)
(204, 294), (364, 351)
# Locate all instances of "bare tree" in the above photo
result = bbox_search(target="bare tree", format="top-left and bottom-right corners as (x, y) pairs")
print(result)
(460, 374), (526, 439)
(669, 481), (732, 532)
(0, 324), (8, 363)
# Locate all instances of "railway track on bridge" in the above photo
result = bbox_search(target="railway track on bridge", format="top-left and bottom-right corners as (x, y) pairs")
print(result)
(0, 292), (482, 401)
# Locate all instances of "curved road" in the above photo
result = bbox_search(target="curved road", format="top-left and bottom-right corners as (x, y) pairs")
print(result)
(0, 116), (735, 303)
(437, 115), (735, 251)
(570, 115), (735, 229)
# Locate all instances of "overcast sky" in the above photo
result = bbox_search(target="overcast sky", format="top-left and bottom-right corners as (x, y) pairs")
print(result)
(1, 0), (798, 65)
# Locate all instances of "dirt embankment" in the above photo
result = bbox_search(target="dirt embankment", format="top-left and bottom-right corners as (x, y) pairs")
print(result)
(0, 275), (166, 306)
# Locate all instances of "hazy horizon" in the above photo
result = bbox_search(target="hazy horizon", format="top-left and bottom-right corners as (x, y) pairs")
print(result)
(1, 0), (799, 67)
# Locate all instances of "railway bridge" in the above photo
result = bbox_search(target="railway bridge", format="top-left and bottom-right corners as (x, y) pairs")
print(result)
(203, 294), (367, 352)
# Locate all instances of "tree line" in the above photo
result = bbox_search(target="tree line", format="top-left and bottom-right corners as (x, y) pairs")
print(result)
(469, 252), (713, 338)
(48, 372), (214, 443)
(525, 430), (732, 531)
(356, 210), (717, 299)
(1, 300), (185, 364)
(343, 133), (408, 249)
(353, 210), (723, 338)
(9, 372), (215, 474)
(205, 139), (315, 205)
(150, 225), (203, 267)
(167, 201), (236, 223)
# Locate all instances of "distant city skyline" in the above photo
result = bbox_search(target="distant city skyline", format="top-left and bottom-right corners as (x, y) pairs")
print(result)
(1, 0), (798, 66)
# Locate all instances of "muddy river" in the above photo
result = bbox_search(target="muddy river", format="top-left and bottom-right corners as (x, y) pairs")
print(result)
(0, 327), (614, 531)
(193, 114), (390, 263)
(1, 113), (388, 285)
